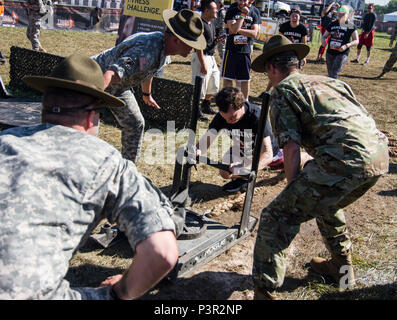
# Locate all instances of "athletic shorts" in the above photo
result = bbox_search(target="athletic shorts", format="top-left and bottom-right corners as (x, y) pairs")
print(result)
(221, 51), (251, 81)
(358, 30), (375, 48)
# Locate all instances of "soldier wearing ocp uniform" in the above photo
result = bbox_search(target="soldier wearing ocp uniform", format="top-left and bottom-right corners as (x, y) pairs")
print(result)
(250, 35), (389, 299)
(377, 23), (397, 79)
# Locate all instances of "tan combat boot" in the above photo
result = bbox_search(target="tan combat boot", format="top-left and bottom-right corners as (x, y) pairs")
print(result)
(253, 286), (278, 300)
(310, 252), (355, 289)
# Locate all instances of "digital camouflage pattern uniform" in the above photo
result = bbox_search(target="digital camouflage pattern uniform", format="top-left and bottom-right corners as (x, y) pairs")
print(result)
(26, 0), (45, 51)
(92, 32), (168, 163)
(382, 23), (397, 75)
(253, 73), (389, 290)
(0, 124), (176, 299)
(215, 6), (226, 60)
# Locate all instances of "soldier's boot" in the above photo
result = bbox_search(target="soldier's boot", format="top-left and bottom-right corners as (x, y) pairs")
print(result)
(310, 252), (355, 288)
(39, 45), (46, 53)
(253, 286), (278, 300)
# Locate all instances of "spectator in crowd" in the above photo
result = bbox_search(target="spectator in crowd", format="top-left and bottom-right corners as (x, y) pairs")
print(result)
(221, 0), (260, 101)
(321, 5), (358, 79)
(316, 1), (339, 63)
(351, 3), (376, 65)
(192, 0), (221, 121)
(215, 0), (227, 60)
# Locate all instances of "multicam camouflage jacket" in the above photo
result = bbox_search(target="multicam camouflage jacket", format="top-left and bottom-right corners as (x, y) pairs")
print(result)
(0, 124), (176, 299)
(92, 31), (167, 94)
(270, 73), (389, 178)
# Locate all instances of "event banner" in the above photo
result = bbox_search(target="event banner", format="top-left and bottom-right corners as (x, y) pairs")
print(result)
(115, 0), (174, 45)
(3, 0), (121, 32)
(123, 0), (174, 21)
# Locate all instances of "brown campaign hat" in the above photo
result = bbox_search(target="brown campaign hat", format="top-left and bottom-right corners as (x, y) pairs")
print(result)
(163, 9), (206, 50)
(252, 35), (310, 73)
(23, 54), (125, 108)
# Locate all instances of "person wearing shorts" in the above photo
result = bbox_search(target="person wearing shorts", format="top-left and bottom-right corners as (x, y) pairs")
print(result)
(221, 0), (260, 100)
(351, 3), (376, 65)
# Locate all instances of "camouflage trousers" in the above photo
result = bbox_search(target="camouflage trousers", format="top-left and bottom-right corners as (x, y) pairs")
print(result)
(26, 14), (42, 51)
(252, 160), (380, 290)
(110, 88), (144, 163)
(382, 43), (397, 74)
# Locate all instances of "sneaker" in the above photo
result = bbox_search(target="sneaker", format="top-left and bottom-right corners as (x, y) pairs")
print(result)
(269, 150), (284, 170)
(363, 60), (369, 66)
(351, 59), (359, 63)
(222, 178), (248, 193)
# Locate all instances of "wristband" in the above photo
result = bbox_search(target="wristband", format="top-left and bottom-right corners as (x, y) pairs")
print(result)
(239, 13), (246, 19)
(142, 92), (151, 97)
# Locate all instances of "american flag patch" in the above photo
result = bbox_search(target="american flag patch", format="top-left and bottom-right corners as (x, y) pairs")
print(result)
(139, 57), (147, 71)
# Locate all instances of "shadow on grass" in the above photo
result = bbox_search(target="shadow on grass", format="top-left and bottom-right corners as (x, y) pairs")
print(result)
(140, 271), (253, 300)
(318, 282), (397, 300)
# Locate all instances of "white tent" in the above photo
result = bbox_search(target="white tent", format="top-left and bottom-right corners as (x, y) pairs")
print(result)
(384, 11), (397, 22)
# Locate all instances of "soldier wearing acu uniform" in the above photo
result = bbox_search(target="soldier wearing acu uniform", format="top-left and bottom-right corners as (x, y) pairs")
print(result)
(250, 35), (389, 300)
(26, 0), (48, 52)
(376, 23), (397, 79)
(0, 54), (179, 300)
(92, 9), (206, 163)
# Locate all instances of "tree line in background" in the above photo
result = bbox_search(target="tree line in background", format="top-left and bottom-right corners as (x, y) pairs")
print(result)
(374, 0), (397, 14)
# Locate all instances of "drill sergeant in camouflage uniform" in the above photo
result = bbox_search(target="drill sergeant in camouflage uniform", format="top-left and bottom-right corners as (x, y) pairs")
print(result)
(26, 0), (47, 52)
(92, 9), (206, 163)
(376, 23), (397, 79)
(0, 54), (179, 300)
(250, 35), (389, 299)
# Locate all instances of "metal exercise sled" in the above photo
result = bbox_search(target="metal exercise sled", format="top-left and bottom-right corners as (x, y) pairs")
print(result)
(90, 76), (271, 280)
(167, 76), (271, 279)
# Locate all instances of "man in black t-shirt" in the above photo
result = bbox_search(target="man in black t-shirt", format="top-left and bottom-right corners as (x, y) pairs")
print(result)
(195, 87), (283, 193)
(221, 0), (260, 100)
(279, 9), (308, 44)
(351, 3), (377, 65)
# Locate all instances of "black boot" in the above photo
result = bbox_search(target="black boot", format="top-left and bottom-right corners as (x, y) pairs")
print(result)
(201, 99), (218, 115)
(198, 106), (209, 121)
